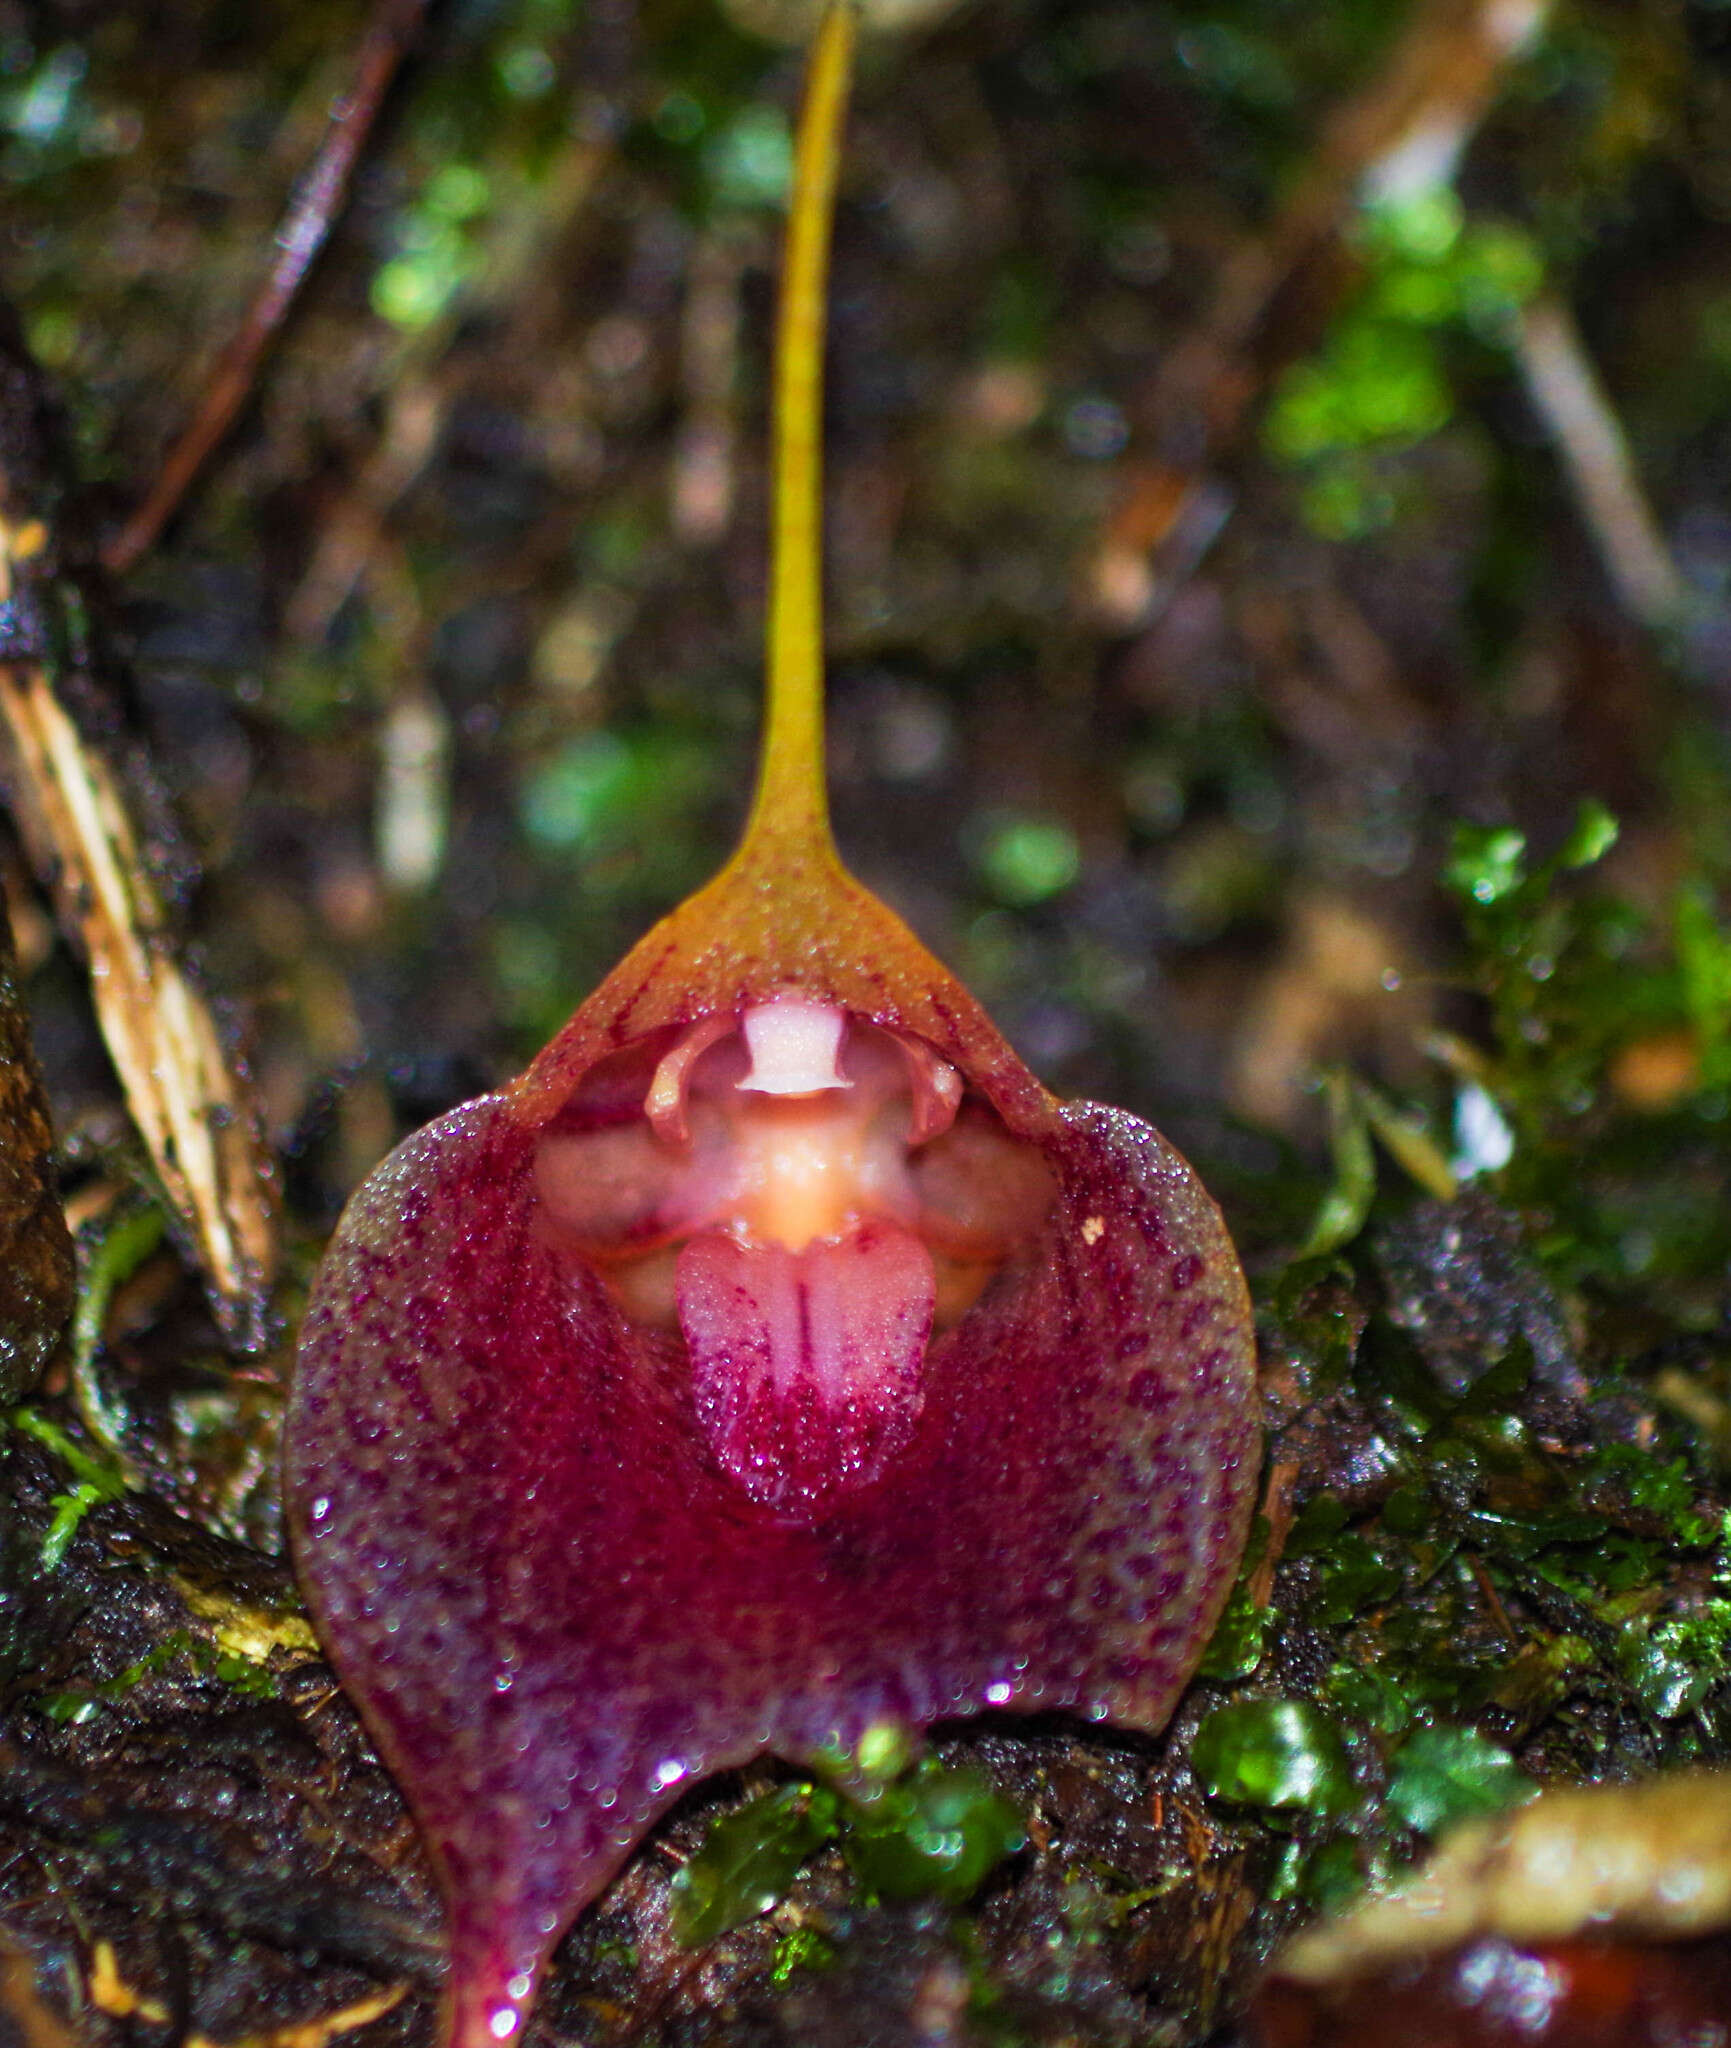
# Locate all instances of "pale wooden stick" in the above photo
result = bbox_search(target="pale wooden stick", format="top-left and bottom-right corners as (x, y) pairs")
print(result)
(1515, 293), (1687, 632)
(0, 659), (277, 1345)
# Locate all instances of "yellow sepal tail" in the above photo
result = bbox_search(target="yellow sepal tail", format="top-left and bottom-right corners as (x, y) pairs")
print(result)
(734, 0), (857, 871)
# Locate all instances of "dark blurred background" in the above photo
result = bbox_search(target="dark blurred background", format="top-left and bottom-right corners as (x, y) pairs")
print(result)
(4, 0), (1729, 1261)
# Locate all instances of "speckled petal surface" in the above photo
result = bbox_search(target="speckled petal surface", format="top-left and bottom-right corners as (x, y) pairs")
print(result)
(285, 1089), (1256, 2048)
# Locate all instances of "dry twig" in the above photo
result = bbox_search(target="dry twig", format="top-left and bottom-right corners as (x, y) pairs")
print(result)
(1092, 0), (1552, 627)
(285, 114), (614, 645)
(102, 0), (433, 576)
(1515, 292), (1688, 633)
(0, 323), (277, 1348)
(88, 1942), (406, 2048)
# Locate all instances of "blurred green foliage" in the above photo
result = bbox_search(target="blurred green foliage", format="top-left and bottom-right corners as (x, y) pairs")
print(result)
(1267, 191), (1544, 539)
(1382, 1723), (1535, 1834)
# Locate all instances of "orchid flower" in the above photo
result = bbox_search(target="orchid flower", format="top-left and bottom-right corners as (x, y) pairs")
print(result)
(286, 13), (1258, 2043)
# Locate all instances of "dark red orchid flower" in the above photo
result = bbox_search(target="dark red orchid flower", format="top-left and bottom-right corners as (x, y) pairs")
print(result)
(286, 13), (1259, 2046)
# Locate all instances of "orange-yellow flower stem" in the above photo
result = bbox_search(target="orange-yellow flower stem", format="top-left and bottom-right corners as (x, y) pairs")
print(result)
(516, 0), (1048, 1133)
(738, 0), (857, 865)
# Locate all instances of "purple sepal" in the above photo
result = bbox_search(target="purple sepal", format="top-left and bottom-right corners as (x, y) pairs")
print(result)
(285, 1092), (1257, 2048)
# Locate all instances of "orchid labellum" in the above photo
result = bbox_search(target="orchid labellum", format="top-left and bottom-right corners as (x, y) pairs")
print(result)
(285, 11), (1259, 2045)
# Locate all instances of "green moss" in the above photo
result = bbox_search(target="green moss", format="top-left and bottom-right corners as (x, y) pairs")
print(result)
(69, 1197), (166, 1457)
(840, 1757), (1025, 1903)
(671, 1747), (1026, 1948)
(1383, 1724), (1535, 1835)
(1191, 1700), (1356, 1816)
(1304, 1531), (1403, 1627)
(7, 1408), (127, 1571)
(1198, 1585), (1273, 1685)
(34, 1626), (280, 1726)
(671, 1781), (841, 1946)
(1297, 1072), (1376, 1258)
(770, 1924), (835, 1982)
(1619, 1601), (1731, 1721)
(1230, 796), (1731, 1910)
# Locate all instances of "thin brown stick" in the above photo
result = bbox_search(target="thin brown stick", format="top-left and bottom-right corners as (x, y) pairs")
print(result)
(1464, 1549), (1519, 1646)
(672, 225), (757, 546)
(1515, 293), (1687, 632)
(102, 0), (431, 577)
(1247, 1459), (1298, 1611)
(283, 118), (613, 643)
(1091, 0), (1552, 627)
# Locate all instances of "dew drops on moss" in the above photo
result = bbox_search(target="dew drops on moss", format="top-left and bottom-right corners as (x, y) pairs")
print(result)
(1192, 1700), (1356, 1816)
